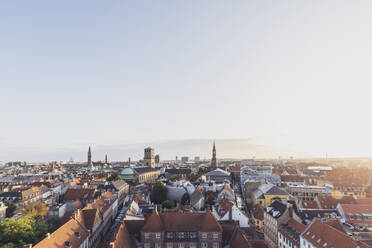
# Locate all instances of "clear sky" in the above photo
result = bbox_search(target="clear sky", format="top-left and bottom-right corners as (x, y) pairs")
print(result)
(1, 1), (372, 162)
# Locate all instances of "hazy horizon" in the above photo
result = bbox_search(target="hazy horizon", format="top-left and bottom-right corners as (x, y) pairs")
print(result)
(2, 1), (372, 161)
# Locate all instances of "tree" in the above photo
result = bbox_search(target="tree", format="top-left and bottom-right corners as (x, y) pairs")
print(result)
(19, 201), (48, 217)
(162, 200), (175, 209)
(0, 215), (47, 246)
(150, 180), (167, 204)
(4, 201), (16, 218)
(47, 216), (62, 232)
(206, 195), (215, 208)
(181, 193), (190, 205)
(107, 173), (122, 182)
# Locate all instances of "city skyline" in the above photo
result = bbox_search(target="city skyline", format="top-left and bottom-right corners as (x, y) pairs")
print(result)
(2, 1), (372, 161)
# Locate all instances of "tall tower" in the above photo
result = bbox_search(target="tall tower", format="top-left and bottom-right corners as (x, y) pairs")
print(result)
(88, 146), (92, 165)
(211, 141), (217, 169)
(105, 154), (108, 164)
(144, 147), (155, 168)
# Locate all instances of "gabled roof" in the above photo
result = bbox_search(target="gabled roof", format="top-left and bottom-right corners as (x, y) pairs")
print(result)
(252, 204), (264, 221)
(301, 219), (370, 248)
(190, 189), (203, 205)
(142, 210), (222, 232)
(111, 180), (128, 191)
(34, 218), (89, 248)
(206, 168), (230, 177)
(228, 226), (252, 248)
(266, 201), (287, 218)
(64, 188), (95, 201)
(142, 209), (163, 232)
(265, 186), (288, 196)
(133, 167), (160, 174)
(105, 221), (136, 248)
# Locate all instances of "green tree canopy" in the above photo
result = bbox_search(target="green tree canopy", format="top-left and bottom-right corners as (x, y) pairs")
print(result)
(181, 193), (190, 205)
(4, 201), (16, 218)
(0, 215), (47, 246)
(150, 180), (167, 204)
(107, 173), (122, 182)
(162, 200), (175, 209)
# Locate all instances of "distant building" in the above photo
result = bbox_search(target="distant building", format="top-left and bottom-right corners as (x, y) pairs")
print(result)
(206, 169), (231, 184)
(121, 167), (160, 184)
(87, 146), (92, 166)
(155, 154), (160, 164)
(211, 141), (218, 169)
(181, 156), (189, 163)
(194, 156), (200, 162)
(144, 147), (155, 168)
(139, 210), (223, 248)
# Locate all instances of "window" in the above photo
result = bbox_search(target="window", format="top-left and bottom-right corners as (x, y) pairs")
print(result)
(144, 233), (150, 239)
(144, 243), (150, 248)
(202, 233), (207, 239)
(213, 233), (218, 239)
(178, 243), (185, 248)
(189, 243), (197, 248)
(201, 243), (208, 248)
(213, 243), (219, 248)
(167, 243), (173, 248)
(190, 232), (197, 239)
(155, 244), (161, 248)
(156, 233), (161, 239)
(167, 232), (174, 239)
(178, 232), (185, 238)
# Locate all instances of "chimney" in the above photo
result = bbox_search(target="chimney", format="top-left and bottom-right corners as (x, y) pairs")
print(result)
(229, 203), (233, 222)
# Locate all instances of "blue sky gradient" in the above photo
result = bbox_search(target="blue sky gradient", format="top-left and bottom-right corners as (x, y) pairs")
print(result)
(1, 1), (372, 161)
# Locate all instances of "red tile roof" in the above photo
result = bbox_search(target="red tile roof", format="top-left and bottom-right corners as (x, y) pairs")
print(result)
(105, 221), (136, 248)
(301, 219), (369, 248)
(251, 204), (264, 221)
(34, 218), (89, 248)
(142, 210), (222, 232)
(64, 188), (95, 201)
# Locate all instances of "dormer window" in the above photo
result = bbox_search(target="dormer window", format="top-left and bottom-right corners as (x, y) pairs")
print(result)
(178, 232), (185, 238)
(145, 233), (150, 239)
(202, 232), (207, 239)
(156, 233), (161, 239)
(213, 233), (218, 239)
(190, 232), (197, 239)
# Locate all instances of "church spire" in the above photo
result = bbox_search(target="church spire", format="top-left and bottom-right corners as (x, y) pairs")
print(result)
(211, 141), (217, 169)
(88, 146), (92, 166)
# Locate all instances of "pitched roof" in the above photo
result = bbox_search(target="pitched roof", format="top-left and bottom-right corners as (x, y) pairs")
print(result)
(301, 200), (319, 209)
(105, 221), (136, 248)
(111, 180), (128, 191)
(251, 204), (264, 221)
(142, 210), (222, 232)
(266, 201), (287, 218)
(34, 218), (89, 248)
(141, 209), (163, 232)
(228, 226), (252, 248)
(317, 195), (356, 210)
(215, 198), (233, 218)
(64, 188), (95, 201)
(356, 198), (372, 205)
(301, 219), (370, 248)
(265, 186), (288, 195)
(190, 189), (203, 206)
